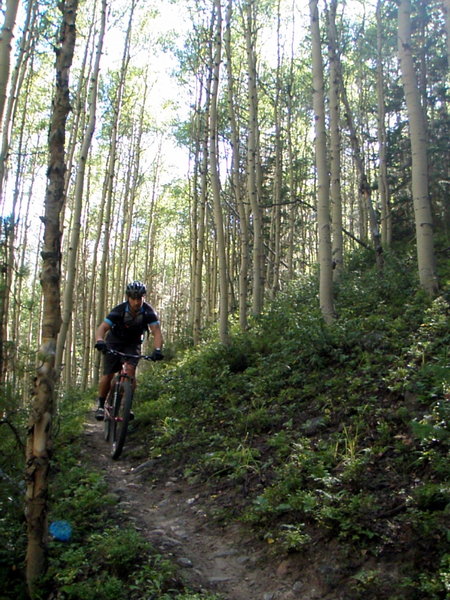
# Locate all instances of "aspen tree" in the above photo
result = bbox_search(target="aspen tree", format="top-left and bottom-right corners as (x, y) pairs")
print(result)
(94, 0), (136, 382)
(192, 72), (210, 345)
(209, 0), (229, 344)
(329, 10), (383, 268)
(25, 1), (77, 592)
(398, 0), (439, 297)
(56, 0), (107, 378)
(309, 0), (334, 324)
(0, 0), (20, 129)
(376, 0), (392, 248)
(326, 0), (343, 281)
(244, 0), (264, 316)
(225, 0), (249, 330)
(269, 0), (283, 298)
(443, 0), (450, 69)
(0, 1), (36, 383)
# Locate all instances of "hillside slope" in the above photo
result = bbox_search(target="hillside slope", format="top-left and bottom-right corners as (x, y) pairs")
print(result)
(134, 250), (449, 600)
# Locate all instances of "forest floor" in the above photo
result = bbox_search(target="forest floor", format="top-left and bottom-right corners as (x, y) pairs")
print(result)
(82, 413), (333, 600)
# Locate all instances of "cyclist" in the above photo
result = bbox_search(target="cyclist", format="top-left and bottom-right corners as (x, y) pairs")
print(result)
(94, 280), (163, 420)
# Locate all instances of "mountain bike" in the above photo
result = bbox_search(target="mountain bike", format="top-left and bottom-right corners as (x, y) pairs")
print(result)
(102, 348), (156, 460)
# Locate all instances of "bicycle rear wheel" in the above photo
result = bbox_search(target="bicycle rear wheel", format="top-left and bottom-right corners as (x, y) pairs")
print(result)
(111, 380), (133, 460)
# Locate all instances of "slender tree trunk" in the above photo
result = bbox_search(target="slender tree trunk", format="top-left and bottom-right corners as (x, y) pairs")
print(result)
(286, 17), (298, 281)
(376, 0), (392, 248)
(56, 0), (106, 376)
(309, 0), (334, 324)
(192, 77), (210, 345)
(0, 0), (20, 131)
(330, 13), (383, 268)
(94, 0), (135, 381)
(327, 0), (343, 281)
(0, 1), (36, 383)
(398, 0), (439, 296)
(193, 126), (208, 344)
(0, 0), (35, 205)
(209, 0), (229, 344)
(25, 1), (77, 594)
(269, 0), (283, 298)
(225, 0), (249, 330)
(244, 0), (264, 316)
(443, 0), (450, 70)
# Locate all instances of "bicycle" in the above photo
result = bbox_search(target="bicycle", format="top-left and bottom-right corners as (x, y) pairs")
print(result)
(102, 348), (156, 460)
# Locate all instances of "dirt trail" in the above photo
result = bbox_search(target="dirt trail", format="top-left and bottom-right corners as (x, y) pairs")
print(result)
(81, 416), (320, 600)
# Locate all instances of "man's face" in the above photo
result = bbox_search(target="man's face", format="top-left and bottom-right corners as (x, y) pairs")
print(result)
(127, 295), (144, 312)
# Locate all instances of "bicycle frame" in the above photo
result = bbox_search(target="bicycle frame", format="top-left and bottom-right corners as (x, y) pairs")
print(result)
(102, 348), (155, 459)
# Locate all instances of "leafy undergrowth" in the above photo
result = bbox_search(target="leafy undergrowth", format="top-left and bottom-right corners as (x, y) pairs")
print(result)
(0, 391), (220, 600)
(135, 249), (450, 600)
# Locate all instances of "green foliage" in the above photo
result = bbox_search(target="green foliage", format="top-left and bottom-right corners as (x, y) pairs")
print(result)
(0, 383), (222, 600)
(136, 249), (450, 599)
(0, 392), (28, 598)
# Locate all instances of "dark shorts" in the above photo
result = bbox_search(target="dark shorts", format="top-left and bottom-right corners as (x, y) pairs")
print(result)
(103, 342), (142, 375)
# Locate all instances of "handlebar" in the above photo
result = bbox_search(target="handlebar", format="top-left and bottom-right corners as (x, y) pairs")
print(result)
(105, 347), (158, 362)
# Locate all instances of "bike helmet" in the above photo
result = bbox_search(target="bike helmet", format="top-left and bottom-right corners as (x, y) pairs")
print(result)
(126, 280), (147, 298)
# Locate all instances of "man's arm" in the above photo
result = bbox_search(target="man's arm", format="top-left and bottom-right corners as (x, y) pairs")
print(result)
(149, 323), (163, 350)
(95, 321), (111, 342)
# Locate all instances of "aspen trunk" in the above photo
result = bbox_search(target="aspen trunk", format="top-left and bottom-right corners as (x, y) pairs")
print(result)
(245, 0), (264, 316)
(25, 1), (77, 593)
(269, 0), (283, 298)
(209, 0), (229, 344)
(309, 0), (334, 324)
(398, 0), (438, 297)
(331, 14), (383, 268)
(56, 0), (106, 376)
(192, 77), (210, 345)
(376, 0), (392, 248)
(327, 0), (343, 281)
(443, 0), (450, 70)
(225, 0), (249, 330)
(0, 0), (20, 129)
(94, 0), (135, 381)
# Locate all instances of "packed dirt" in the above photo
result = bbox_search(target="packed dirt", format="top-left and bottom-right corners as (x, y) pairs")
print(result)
(82, 415), (339, 600)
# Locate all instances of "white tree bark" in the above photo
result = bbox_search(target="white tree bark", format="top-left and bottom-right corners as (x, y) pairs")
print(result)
(209, 0), (229, 344)
(56, 0), (107, 375)
(309, 0), (334, 324)
(245, 0), (264, 316)
(327, 0), (343, 281)
(398, 0), (439, 296)
(376, 0), (392, 248)
(0, 0), (20, 129)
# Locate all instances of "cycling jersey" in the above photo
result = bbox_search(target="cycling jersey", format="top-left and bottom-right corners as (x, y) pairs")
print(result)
(104, 301), (159, 344)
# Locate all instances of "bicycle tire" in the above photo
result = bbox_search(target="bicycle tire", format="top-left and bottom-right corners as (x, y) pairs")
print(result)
(103, 413), (111, 441)
(111, 379), (133, 460)
(103, 386), (117, 442)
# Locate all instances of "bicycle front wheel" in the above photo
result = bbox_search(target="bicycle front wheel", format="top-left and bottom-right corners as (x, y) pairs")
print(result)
(103, 389), (116, 442)
(111, 380), (133, 460)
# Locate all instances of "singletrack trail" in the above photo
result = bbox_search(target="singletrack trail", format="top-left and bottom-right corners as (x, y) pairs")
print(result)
(82, 414), (327, 600)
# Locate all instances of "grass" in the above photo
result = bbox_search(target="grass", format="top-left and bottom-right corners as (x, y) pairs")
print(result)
(134, 248), (450, 600)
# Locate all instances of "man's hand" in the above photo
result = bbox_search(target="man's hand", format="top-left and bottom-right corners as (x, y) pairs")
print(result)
(95, 340), (107, 353)
(150, 348), (163, 361)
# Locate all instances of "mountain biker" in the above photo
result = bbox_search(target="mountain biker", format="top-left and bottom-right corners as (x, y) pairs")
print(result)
(94, 280), (163, 420)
